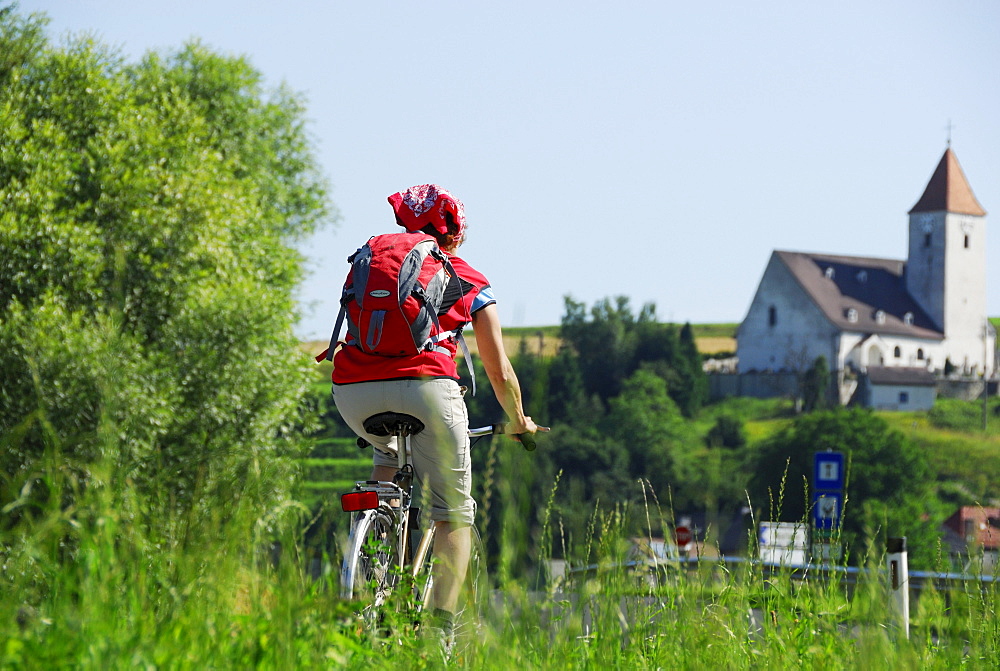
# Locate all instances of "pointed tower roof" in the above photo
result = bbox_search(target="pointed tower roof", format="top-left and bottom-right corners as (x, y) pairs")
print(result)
(909, 148), (986, 216)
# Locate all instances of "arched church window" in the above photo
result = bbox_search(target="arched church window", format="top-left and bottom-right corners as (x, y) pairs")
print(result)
(917, 348), (924, 360)
(903, 312), (914, 325)
(846, 308), (858, 323)
(894, 346), (901, 358)
(875, 310), (886, 324)
(768, 305), (777, 326)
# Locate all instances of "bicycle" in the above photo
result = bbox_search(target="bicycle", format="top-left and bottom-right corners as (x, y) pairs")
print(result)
(339, 411), (537, 644)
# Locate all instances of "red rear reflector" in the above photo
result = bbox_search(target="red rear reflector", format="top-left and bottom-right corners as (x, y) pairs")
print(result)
(341, 491), (379, 512)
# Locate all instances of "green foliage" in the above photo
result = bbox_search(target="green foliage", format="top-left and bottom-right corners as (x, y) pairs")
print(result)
(604, 369), (690, 491)
(0, 8), (333, 528)
(881, 409), (1000, 504)
(929, 396), (1000, 433)
(705, 414), (747, 449)
(800, 354), (830, 412)
(5, 453), (1000, 669)
(559, 295), (643, 401)
(543, 345), (591, 424)
(675, 322), (710, 413)
(558, 295), (708, 416)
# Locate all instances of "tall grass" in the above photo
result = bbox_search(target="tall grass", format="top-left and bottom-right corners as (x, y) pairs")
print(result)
(3, 436), (1000, 669)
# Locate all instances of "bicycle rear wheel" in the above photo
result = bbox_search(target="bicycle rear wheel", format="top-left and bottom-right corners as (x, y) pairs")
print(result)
(341, 508), (400, 610)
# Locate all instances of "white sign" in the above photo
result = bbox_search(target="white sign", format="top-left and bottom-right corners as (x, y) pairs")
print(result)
(818, 461), (839, 481)
(759, 522), (808, 566)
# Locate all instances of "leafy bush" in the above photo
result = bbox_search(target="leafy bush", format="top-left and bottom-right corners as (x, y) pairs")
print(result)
(705, 414), (746, 449)
(0, 9), (333, 529)
(928, 397), (1000, 433)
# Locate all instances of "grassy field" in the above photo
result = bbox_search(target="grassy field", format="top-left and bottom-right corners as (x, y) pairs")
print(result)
(204, 325), (1000, 667)
(8, 376), (1000, 667)
(5, 459), (999, 669)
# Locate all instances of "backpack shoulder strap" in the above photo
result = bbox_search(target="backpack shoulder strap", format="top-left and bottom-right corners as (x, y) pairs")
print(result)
(317, 246), (364, 363)
(456, 330), (476, 396)
(319, 287), (353, 362)
(439, 255), (477, 395)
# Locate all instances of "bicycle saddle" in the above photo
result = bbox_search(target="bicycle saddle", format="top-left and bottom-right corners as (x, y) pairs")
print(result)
(362, 412), (425, 437)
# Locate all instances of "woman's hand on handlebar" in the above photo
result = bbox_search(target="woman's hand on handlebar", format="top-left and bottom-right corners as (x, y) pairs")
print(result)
(508, 416), (549, 451)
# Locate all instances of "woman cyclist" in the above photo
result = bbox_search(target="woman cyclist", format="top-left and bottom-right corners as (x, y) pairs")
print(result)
(330, 184), (540, 644)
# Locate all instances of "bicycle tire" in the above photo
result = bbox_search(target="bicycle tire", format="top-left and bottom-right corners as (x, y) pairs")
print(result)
(341, 508), (400, 608)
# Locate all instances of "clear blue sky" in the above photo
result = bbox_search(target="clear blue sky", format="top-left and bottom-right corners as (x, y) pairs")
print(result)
(25, 1), (1000, 339)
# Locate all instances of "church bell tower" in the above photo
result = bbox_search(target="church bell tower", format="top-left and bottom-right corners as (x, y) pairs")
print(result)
(906, 147), (990, 372)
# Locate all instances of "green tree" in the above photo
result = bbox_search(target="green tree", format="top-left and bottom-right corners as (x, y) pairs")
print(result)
(512, 337), (550, 425)
(603, 369), (694, 499)
(558, 296), (708, 416)
(705, 415), (746, 449)
(560, 295), (640, 401)
(800, 355), (830, 412)
(0, 9), (333, 527)
(673, 322), (709, 416)
(545, 345), (593, 426)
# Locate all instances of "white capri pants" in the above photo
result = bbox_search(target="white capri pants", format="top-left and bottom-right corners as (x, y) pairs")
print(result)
(332, 378), (475, 527)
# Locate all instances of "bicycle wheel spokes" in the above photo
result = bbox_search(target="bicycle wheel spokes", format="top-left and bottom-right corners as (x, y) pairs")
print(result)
(342, 510), (400, 614)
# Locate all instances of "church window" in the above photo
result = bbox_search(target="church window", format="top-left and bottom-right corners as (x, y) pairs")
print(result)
(917, 348), (924, 360)
(825, 267), (835, 279)
(846, 308), (858, 323)
(894, 346), (901, 358)
(899, 392), (909, 404)
(965, 234), (970, 249)
(924, 233), (932, 248)
(768, 305), (777, 327)
(857, 271), (867, 283)
(903, 312), (914, 325)
(875, 310), (886, 324)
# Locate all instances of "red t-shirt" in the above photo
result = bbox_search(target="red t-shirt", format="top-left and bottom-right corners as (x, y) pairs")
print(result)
(331, 254), (492, 384)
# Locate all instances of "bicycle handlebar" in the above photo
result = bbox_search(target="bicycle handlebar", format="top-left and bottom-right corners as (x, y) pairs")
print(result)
(356, 423), (548, 452)
(469, 423), (549, 451)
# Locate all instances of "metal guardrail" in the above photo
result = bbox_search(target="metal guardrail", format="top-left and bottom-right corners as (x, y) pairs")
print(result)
(565, 555), (999, 592)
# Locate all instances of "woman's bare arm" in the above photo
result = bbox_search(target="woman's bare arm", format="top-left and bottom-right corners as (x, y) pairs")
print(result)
(470, 304), (537, 435)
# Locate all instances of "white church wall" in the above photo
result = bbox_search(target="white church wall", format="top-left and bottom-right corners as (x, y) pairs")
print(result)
(867, 384), (936, 411)
(944, 213), (987, 340)
(841, 334), (947, 373)
(839, 333), (886, 371)
(907, 209), (994, 376)
(907, 211), (946, 330)
(737, 255), (839, 372)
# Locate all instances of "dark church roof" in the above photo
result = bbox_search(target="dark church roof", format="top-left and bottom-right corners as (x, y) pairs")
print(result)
(774, 250), (944, 340)
(865, 366), (937, 386)
(909, 148), (986, 216)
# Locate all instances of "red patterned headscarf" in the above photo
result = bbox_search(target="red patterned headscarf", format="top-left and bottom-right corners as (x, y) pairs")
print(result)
(388, 184), (467, 244)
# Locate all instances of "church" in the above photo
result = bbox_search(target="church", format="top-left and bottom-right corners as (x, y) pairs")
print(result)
(736, 147), (995, 407)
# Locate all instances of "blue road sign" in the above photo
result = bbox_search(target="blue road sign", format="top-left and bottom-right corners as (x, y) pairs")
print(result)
(812, 491), (841, 531)
(814, 451), (845, 491)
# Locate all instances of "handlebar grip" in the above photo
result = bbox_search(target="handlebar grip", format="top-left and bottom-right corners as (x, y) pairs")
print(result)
(516, 432), (537, 451)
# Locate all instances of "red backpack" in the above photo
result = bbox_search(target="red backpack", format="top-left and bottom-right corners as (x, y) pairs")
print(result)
(319, 232), (476, 389)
